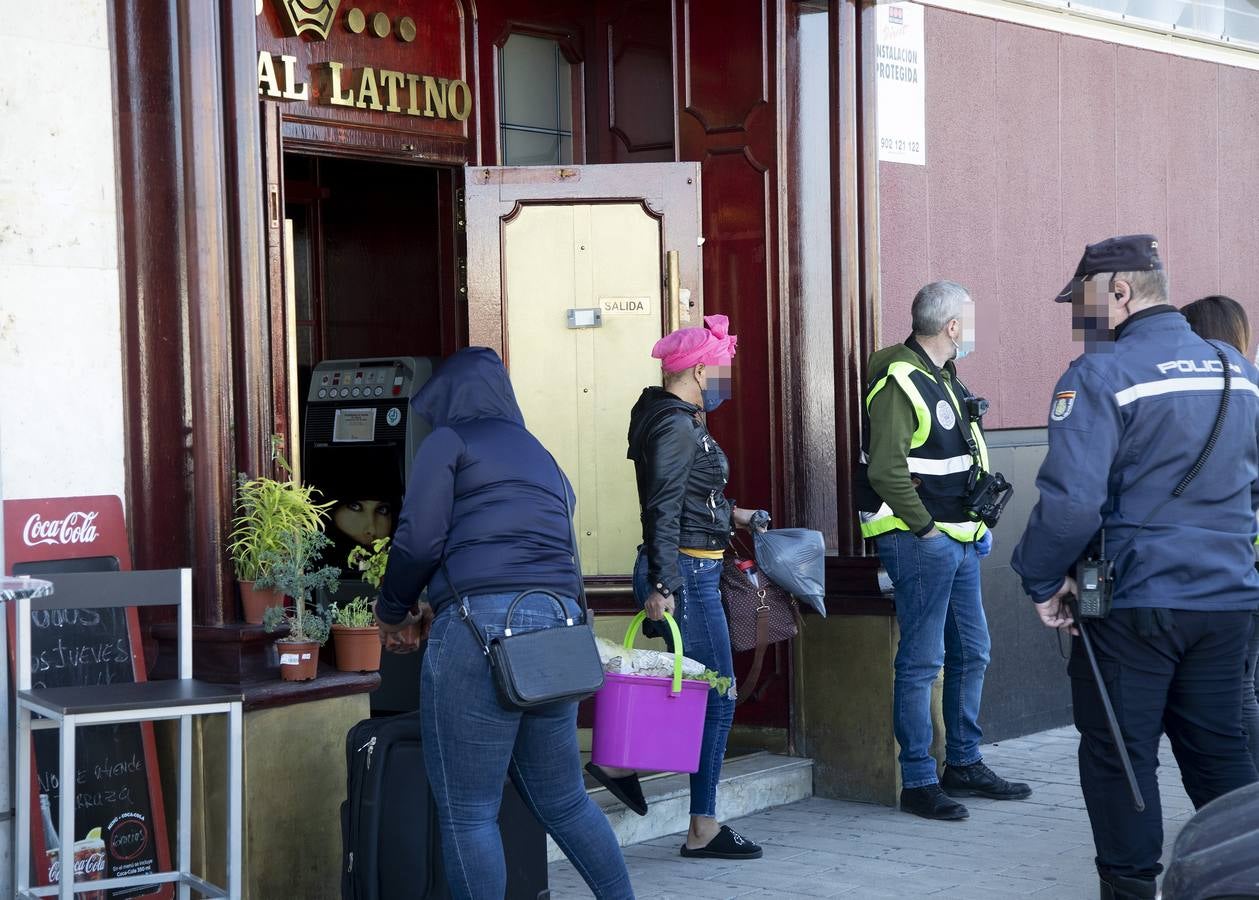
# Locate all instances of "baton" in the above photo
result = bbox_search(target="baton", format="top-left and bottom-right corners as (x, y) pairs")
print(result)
(1070, 602), (1146, 813)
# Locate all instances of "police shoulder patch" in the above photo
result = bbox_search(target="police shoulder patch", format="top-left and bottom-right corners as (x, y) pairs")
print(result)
(1050, 390), (1076, 422)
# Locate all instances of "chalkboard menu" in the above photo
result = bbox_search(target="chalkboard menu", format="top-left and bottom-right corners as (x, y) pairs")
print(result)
(6, 498), (173, 900)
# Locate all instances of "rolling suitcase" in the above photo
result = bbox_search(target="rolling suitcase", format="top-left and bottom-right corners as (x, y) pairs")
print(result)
(340, 712), (550, 900)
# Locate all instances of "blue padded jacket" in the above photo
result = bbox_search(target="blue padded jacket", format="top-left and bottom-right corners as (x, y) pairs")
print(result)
(376, 348), (579, 624)
(1012, 306), (1259, 611)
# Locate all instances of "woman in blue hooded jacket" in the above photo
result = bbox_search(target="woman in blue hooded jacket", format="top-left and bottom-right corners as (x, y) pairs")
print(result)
(376, 347), (633, 900)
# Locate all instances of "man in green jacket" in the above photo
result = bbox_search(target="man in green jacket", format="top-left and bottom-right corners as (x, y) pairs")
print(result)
(855, 281), (1031, 820)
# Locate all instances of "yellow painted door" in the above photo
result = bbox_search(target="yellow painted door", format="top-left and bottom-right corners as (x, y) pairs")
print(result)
(503, 202), (664, 575)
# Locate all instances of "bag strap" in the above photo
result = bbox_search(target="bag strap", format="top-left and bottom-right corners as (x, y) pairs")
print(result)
(730, 532), (754, 561)
(909, 335), (984, 468)
(547, 453), (592, 621)
(736, 594), (772, 707)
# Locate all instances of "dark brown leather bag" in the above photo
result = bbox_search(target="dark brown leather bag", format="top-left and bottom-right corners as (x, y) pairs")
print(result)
(720, 549), (802, 706)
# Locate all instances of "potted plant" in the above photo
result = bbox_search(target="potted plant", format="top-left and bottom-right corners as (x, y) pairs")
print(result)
(228, 436), (333, 624)
(259, 530), (339, 681)
(332, 538), (390, 672)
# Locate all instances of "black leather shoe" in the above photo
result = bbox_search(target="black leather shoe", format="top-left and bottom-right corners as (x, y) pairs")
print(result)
(941, 761), (1032, 800)
(900, 784), (969, 820)
(1099, 873), (1157, 899)
(585, 763), (648, 816)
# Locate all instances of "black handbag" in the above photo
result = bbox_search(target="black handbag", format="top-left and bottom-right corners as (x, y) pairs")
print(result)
(449, 456), (604, 709)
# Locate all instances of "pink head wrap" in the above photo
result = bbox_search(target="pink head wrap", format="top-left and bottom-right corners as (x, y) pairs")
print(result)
(651, 314), (738, 373)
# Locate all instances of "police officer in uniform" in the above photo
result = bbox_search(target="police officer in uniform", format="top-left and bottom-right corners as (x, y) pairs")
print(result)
(1012, 235), (1259, 900)
(856, 281), (1031, 821)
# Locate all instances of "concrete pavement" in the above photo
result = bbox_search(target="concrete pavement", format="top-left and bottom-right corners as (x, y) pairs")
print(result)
(547, 725), (1196, 899)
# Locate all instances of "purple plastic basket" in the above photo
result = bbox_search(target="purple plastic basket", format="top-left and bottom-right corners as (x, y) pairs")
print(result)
(591, 612), (710, 773)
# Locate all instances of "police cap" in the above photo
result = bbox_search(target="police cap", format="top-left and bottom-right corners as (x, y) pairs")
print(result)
(1054, 234), (1163, 302)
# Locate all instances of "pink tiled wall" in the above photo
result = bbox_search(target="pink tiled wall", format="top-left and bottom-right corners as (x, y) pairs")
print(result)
(879, 8), (1259, 428)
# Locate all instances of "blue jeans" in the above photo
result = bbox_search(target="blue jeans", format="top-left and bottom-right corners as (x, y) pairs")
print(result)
(633, 549), (735, 817)
(420, 593), (634, 900)
(875, 530), (991, 788)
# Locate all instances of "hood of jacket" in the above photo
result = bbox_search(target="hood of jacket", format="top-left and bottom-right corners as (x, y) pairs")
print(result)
(411, 347), (526, 429)
(627, 386), (699, 459)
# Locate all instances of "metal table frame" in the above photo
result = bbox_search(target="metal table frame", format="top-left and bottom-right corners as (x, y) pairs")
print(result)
(1, 577), (53, 900)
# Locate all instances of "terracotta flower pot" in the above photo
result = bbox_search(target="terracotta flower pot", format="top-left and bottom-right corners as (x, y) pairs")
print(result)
(276, 640), (320, 681)
(240, 581), (284, 625)
(332, 625), (382, 673)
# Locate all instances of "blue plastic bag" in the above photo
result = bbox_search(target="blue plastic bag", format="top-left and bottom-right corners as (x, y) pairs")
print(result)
(752, 528), (827, 617)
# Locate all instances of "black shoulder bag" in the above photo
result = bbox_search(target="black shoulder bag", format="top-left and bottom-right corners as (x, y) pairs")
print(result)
(446, 456), (605, 709)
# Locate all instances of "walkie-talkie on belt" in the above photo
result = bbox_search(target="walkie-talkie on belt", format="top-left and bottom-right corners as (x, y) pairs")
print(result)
(1075, 531), (1114, 619)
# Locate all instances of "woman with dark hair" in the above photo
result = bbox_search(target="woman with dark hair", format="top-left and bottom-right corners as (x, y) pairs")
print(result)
(332, 499), (394, 548)
(1183, 295), (1253, 361)
(1182, 294), (1259, 773)
(374, 347), (633, 900)
(586, 314), (767, 862)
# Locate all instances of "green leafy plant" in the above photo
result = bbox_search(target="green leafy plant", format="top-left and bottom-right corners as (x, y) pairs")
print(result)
(228, 436), (334, 583)
(696, 669), (733, 698)
(330, 597), (377, 629)
(347, 537), (390, 594)
(258, 529), (339, 646)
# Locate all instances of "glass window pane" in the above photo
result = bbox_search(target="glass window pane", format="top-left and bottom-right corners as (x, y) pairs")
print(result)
(559, 55), (573, 133)
(289, 207), (314, 321)
(1124, 0), (1191, 23)
(501, 34), (560, 130)
(501, 128), (561, 167)
(560, 134), (573, 165)
(297, 325), (314, 367)
(1066, 0), (1259, 45)
(1224, 0), (1259, 42)
(1075, 0), (1130, 14)
(502, 128), (562, 166)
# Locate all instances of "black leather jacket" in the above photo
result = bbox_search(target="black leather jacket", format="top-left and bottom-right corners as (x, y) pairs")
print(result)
(627, 387), (733, 596)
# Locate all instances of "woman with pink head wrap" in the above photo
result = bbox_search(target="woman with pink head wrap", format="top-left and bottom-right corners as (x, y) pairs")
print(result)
(652, 314), (739, 374)
(584, 313), (769, 862)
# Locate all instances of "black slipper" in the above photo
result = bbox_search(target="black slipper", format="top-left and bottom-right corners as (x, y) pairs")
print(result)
(680, 825), (763, 859)
(585, 763), (648, 816)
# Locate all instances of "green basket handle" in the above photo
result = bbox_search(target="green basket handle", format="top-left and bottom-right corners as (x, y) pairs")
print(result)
(622, 611), (684, 695)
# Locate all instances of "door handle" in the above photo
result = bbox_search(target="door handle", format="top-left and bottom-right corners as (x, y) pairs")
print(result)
(666, 249), (681, 332)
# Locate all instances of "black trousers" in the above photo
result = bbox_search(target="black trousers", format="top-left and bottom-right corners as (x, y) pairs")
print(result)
(1071, 608), (1258, 881)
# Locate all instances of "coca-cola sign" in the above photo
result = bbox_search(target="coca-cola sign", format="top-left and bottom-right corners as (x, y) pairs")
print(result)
(22, 511), (100, 548)
(4, 496), (129, 571)
(47, 845), (107, 881)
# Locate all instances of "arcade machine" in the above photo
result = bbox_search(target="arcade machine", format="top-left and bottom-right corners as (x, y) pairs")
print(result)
(303, 356), (435, 713)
